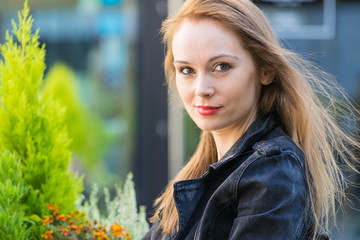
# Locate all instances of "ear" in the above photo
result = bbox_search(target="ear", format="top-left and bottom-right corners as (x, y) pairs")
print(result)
(260, 70), (274, 86)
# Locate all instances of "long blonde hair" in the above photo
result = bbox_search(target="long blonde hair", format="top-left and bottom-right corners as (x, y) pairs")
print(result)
(151, 0), (360, 237)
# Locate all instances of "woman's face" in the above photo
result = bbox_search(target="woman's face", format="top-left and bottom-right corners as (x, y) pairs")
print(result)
(172, 18), (263, 134)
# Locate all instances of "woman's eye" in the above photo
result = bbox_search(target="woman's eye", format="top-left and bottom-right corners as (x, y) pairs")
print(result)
(180, 67), (194, 75)
(214, 63), (231, 72)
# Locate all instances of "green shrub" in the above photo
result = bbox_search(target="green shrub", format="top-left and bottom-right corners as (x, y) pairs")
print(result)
(0, 1), (83, 238)
(0, 151), (31, 240)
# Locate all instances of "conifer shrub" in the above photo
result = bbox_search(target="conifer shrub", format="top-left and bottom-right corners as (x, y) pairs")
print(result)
(0, 1), (83, 238)
(0, 151), (31, 239)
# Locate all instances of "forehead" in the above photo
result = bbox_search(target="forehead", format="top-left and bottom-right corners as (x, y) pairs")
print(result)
(171, 18), (253, 67)
(172, 17), (244, 55)
(174, 17), (241, 41)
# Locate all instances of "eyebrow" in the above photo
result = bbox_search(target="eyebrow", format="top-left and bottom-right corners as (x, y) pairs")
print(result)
(209, 54), (239, 62)
(173, 54), (239, 64)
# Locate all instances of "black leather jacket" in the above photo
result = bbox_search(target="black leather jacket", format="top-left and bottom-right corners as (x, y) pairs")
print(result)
(142, 113), (330, 240)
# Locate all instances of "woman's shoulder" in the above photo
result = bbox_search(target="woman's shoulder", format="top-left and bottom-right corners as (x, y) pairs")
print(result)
(231, 126), (308, 199)
(253, 125), (305, 168)
(213, 124), (307, 192)
(213, 127), (310, 238)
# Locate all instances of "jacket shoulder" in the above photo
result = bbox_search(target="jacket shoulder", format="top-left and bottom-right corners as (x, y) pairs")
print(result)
(228, 128), (308, 238)
(252, 126), (305, 168)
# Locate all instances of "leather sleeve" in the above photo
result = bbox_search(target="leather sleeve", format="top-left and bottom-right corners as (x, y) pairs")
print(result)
(228, 151), (308, 240)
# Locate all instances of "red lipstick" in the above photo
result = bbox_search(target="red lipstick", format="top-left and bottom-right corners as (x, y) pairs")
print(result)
(196, 105), (221, 116)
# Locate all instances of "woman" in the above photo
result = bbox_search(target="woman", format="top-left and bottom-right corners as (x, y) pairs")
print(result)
(142, 0), (360, 239)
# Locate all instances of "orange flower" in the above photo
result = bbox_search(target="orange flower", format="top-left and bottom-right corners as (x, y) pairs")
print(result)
(74, 213), (80, 220)
(58, 226), (70, 236)
(40, 216), (53, 226)
(77, 226), (84, 234)
(125, 232), (131, 240)
(67, 211), (80, 220)
(68, 223), (83, 234)
(69, 223), (78, 230)
(56, 214), (67, 221)
(110, 222), (125, 237)
(41, 230), (54, 240)
(92, 231), (109, 240)
(46, 204), (60, 215)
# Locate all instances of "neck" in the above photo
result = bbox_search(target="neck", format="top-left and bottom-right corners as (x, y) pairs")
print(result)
(212, 111), (257, 160)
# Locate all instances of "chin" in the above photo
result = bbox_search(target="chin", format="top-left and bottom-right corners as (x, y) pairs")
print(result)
(195, 122), (221, 132)
(198, 126), (214, 132)
(191, 116), (225, 132)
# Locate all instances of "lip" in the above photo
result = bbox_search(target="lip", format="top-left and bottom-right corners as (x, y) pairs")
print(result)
(196, 105), (222, 116)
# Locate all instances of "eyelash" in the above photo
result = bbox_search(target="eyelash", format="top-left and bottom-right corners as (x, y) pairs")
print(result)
(214, 63), (231, 72)
(178, 62), (231, 75)
(179, 66), (194, 75)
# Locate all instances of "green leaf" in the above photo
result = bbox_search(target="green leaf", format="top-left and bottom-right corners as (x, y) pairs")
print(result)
(25, 214), (42, 223)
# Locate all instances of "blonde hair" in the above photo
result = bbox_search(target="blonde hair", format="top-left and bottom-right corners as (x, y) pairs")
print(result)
(151, 0), (360, 237)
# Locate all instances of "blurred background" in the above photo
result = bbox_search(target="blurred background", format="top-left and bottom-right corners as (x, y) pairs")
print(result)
(0, 0), (359, 239)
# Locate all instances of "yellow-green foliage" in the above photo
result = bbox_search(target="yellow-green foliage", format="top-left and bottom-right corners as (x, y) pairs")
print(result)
(0, 1), (83, 237)
(43, 63), (110, 171)
(0, 151), (31, 240)
(43, 63), (87, 152)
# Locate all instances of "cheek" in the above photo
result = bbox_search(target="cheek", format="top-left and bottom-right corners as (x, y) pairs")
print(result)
(228, 75), (261, 107)
(176, 79), (191, 104)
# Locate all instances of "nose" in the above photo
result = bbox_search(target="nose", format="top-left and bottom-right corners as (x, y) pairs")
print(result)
(195, 74), (215, 97)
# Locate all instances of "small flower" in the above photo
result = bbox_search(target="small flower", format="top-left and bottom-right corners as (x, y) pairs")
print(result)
(70, 223), (78, 230)
(76, 225), (84, 234)
(56, 214), (67, 221)
(68, 223), (84, 234)
(58, 226), (70, 236)
(92, 231), (109, 240)
(96, 224), (103, 232)
(125, 232), (131, 240)
(46, 204), (60, 215)
(110, 222), (125, 237)
(41, 230), (54, 240)
(40, 216), (53, 226)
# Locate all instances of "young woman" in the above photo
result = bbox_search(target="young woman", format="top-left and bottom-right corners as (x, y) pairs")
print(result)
(142, 0), (360, 239)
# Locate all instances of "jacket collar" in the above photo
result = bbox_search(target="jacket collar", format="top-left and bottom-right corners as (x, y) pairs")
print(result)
(208, 112), (279, 171)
